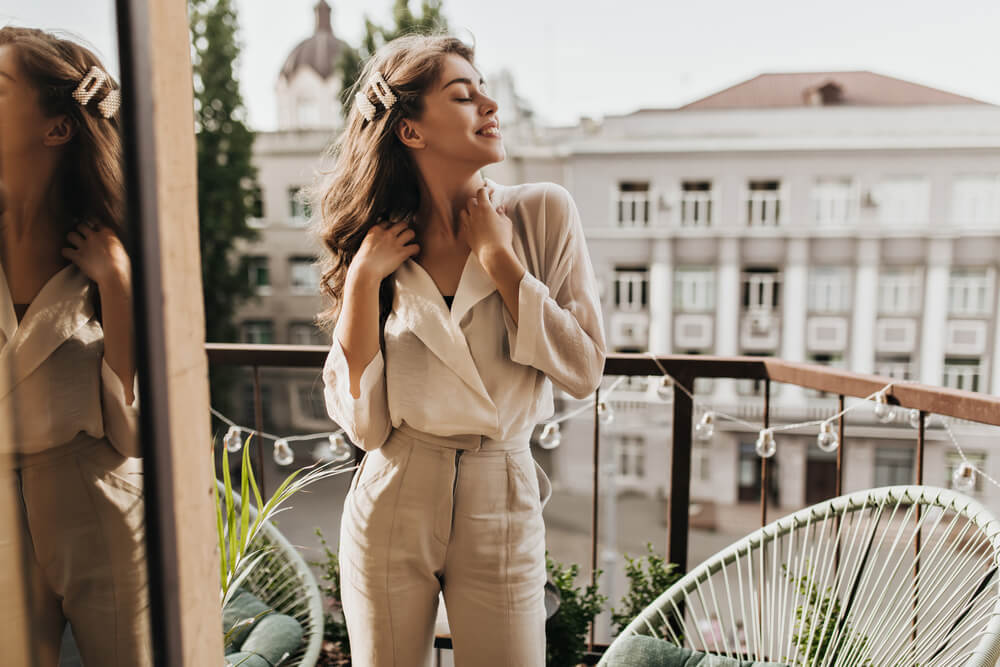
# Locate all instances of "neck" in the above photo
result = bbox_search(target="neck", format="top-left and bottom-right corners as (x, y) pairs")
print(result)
(0, 167), (69, 271)
(412, 160), (487, 244)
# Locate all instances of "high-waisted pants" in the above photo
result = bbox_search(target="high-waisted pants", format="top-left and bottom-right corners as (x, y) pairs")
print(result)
(339, 422), (553, 667)
(0, 432), (151, 666)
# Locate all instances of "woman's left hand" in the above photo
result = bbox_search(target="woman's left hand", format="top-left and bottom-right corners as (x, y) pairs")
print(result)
(458, 186), (514, 265)
(62, 222), (131, 288)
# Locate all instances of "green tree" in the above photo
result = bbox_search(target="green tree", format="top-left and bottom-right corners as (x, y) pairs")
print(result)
(336, 0), (450, 116)
(189, 0), (259, 415)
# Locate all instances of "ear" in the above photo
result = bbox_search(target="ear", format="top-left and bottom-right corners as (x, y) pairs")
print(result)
(396, 118), (425, 150)
(43, 114), (75, 147)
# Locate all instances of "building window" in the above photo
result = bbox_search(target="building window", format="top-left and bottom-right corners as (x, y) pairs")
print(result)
(289, 321), (324, 346)
(811, 177), (856, 227)
(679, 181), (712, 227)
(878, 268), (922, 315)
(808, 266), (851, 314)
(942, 358), (982, 392)
(876, 177), (930, 227)
(617, 435), (646, 484)
(289, 256), (320, 294)
(746, 180), (782, 227)
(951, 175), (1000, 226)
(742, 268), (781, 311)
(247, 256), (270, 294)
(874, 447), (915, 487)
(245, 181), (265, 225)
(242, 320), (274, 345)
(614, 266), (649, 311)
(674, 268), (715, 312)
(296, 384), (328, 421)
(946, 451), (986, 493)
(875, 355), (913, 381)
(615, 181), (651, 228)
(288, 186), (310, 225)
(948, 268), (991, 317)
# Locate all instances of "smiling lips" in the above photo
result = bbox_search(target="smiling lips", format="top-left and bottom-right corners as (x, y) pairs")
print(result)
(476, 122), (501, 138)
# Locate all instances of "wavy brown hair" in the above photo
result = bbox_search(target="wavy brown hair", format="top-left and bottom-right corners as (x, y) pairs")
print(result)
(0, 27), (124, 239)
(309, 33), (475, 332)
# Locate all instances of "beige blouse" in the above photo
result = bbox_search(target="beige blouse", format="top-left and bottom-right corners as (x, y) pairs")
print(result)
(323, 179), (607, 452)
(0, 258), (140, 457)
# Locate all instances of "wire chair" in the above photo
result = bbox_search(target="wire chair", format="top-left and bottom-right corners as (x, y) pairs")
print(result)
(220, 481), (324, 667)
(600, 486), (1000, 667)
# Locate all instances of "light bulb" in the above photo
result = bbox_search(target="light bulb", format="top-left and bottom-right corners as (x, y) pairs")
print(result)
(694, 412), (715, 442)
(816, 420), (839, 453)
(755, 428), (776, 459)
(538, 422), (561, 450)
(953, 461), (977, 493)
(597, 401), (615, 425)
(328, 432), (353, 462)
(873, 392), (895, 424)
(273, 438), (294, 466)
(224, 426), (243, 453)
(907, 409), (923, 430)
(656, 375), (674, 402)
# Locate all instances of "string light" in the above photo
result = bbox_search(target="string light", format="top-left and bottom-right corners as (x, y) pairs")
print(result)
(816, 420), (839, 453)
(873, 390), (896, 424)
(597, 400), (615, 425)
(273, 438), (294, 466)
(755, 428), (777, 458)
(953, 460), (977, 493)
(224, 425), (244, 453)
(656, 375), (674, 402)
(694, 412), (715, 442)
(907, 408), (923, 429)
(538, 422), (562, 449)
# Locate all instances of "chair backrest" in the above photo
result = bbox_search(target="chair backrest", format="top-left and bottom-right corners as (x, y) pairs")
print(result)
(219, 481), (324, 667)
(608, 486), (1000, 667)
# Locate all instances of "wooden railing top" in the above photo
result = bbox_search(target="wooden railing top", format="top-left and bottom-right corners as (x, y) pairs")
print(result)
(204, 345), (1000, 428)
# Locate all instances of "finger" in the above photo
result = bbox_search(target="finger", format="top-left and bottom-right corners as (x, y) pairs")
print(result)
(398, 228), (416, 243)
(389, 220), (410, 235)
(76, 223), (92, 238)
(60, 247), (77, 261)
(477, 187), (490, 206)
(66, 232), (84, 248)
(405, 243), (420, 257)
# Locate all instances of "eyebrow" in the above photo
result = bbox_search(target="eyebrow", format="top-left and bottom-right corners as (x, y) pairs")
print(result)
(442, 76), (485, 90)
(0, 70), (14, 82)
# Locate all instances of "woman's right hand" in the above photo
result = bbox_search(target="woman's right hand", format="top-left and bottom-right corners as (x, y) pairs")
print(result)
(349, 220), (419, 283)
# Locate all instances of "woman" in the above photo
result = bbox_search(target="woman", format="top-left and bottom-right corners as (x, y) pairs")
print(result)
(315, 34), (606, 666)
(0, 27), (149, 666)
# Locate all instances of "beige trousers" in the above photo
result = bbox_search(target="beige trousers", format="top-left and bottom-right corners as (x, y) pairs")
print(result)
(0, 432), (151, 667)
(339, 423), (553, 667)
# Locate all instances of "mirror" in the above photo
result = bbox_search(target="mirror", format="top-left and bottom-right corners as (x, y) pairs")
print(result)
(0, 2), (153, 665)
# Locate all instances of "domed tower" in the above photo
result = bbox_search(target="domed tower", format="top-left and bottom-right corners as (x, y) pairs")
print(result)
(276, 0), (347, 130)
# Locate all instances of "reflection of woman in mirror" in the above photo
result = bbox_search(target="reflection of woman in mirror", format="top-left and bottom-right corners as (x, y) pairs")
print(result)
(314, 35), (606, 666)
(0, 27), (150, 666)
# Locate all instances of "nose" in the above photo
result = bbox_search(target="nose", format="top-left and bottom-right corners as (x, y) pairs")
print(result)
(480, 92), (499, 117)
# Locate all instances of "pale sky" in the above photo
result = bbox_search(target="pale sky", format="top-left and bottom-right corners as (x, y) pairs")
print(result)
(4, 0), (1000, 129)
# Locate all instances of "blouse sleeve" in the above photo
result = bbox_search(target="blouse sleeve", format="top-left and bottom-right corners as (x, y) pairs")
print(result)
(322, 321), (392, 452)
(101, 357), (141, 458)
(503, 184), (607, 400)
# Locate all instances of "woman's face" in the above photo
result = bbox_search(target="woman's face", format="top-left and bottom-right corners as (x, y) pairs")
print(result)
(401, 52), (504, 169)
(0, 45), (69, 179)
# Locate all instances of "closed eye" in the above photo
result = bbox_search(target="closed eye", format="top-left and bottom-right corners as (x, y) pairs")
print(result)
(455, 98), (472, 102)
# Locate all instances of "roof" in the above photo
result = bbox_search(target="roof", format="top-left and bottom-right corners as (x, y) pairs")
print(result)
(678, 71), (989, 110)
(280, 1), (347, 81)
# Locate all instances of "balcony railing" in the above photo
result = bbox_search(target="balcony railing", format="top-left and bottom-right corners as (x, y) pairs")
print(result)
(205, 344), (1000, 663)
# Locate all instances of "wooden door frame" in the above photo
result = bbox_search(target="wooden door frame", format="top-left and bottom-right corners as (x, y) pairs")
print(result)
(116, 0), (222, 663)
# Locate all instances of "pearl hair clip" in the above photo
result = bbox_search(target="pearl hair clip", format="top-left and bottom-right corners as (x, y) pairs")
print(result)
(72, 66), (120, 119)
(354, 70), (397, 122)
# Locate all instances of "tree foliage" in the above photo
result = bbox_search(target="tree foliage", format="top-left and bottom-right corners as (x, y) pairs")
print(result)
(335, 0), (449, 116)
(189, 0), (259, 346)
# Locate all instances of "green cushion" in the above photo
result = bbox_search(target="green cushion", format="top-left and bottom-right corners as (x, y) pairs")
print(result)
(601, 635), (789, 667)
(222, 588), (273, 649)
